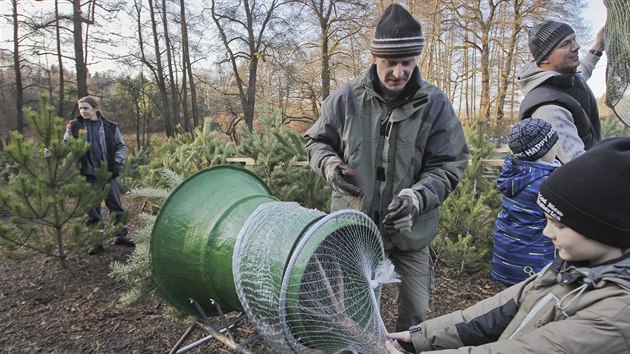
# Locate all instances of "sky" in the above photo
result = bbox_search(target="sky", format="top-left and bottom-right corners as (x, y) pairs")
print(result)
(583, 0), (607, 98)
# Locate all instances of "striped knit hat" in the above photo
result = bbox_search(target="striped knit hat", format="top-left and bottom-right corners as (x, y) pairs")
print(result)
(370, 4), (424, 58)
(528, 20), (575, 64)
(508, 118), (558, 161)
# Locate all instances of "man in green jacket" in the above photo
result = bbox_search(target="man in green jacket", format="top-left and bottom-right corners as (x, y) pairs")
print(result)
(304, 3), (469, 332)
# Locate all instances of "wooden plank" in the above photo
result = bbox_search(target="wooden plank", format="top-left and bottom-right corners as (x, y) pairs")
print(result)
(225, 148), (507, 169)
(290, 161), (309, 167)
(226, 157), (256, 165)
(481, 159), (505, 167)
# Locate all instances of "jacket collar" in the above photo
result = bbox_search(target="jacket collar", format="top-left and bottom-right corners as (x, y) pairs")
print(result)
(543, 72), (577, 88)
(367, 65), (422, 107)
(553, 252), (630, 289)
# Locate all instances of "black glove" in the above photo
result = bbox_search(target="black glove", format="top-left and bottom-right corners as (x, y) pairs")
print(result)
(326, 163), (362, 196)
(111, 162), (121, 178)
(383, 190), (420, 234)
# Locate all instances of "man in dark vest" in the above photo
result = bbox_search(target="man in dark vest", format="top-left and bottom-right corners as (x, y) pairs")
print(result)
(517, 20), (605, 163)
(64, 96), (135, 253)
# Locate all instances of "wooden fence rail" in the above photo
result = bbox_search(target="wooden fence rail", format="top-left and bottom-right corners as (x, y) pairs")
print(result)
(226, 146), (511, 169)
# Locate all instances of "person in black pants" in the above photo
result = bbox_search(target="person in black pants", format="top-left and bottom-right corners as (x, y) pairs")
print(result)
(64, 96), (135, 253)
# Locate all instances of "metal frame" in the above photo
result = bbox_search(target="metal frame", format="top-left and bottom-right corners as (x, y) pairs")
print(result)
(169, 298), (260, 354)
(278, 209), (382, 354)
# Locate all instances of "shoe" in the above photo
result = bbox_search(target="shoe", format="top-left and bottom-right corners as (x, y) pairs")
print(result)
(88, 243), (105, 255)
(114, 236), (136, 247)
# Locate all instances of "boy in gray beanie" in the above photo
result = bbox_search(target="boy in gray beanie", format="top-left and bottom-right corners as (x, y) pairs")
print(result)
(305, 3), (469, 332)
(517, 20), (605, 163)
(386, 137), (630, 353)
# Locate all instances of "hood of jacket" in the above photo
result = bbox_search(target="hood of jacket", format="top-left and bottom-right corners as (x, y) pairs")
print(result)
(516, 61), (562, 96)
(554, 252), (630, 291)
(496, 156), (558, 198)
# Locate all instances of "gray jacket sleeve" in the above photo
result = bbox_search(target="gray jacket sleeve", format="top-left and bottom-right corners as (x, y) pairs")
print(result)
(304, 86), (348, 179)
(577, 52), (600, 81)
(411, 281), (523, 352)
(531, 104), (584, 163)
(113, 126), (126, 164)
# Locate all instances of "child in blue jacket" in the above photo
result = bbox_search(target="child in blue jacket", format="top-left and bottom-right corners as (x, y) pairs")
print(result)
(491, 118), (560, 285)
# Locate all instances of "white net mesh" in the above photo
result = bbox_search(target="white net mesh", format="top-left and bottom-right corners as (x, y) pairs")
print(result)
(233, 202), (393, 353)
(605, 0), (630, 126)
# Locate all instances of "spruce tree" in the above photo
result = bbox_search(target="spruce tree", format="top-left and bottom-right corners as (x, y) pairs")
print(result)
(0, 94), (108, 267)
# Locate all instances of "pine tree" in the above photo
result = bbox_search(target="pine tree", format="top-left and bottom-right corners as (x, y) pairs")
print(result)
(237, 109), (331, 211)
(433, 118), (502, 273)
(0, 93), (108, 267)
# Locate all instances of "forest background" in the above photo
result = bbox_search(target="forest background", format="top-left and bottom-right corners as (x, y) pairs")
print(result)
(1, 1), (629, 351)
(0, 0), (615, 147)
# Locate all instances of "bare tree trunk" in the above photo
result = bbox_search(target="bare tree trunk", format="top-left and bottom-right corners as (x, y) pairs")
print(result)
(147, 0), (173, 136)
(181, 57), (191, 133)
(494, 0), (527, 123)
(12, 0), (24, 133)
(479, 39), (491, 120)
(72, 0), (89, 97)
(55, 0), (65, 117)
(210, 0), (288, 132)
(161, 0), (181, 131)
(321, 24), (331, 100)
(179, 0), (199, 129)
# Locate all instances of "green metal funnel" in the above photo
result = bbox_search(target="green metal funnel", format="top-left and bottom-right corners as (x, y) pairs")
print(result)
(150, 165), (277, 316)
(150, 165), (388, 353)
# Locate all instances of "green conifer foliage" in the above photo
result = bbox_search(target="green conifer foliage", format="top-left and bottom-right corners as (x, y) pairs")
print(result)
(0, 94), (108, 266)
(138, 118), (236, 187)
(433, 119), (502, 273)
(237, 110), (330, 211)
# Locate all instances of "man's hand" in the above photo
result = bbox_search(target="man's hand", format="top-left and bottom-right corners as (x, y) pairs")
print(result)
(386, 331), (414, 353)
(325, 163), (362, 196)
(111, 162), (121, 178)
(387, 330), (412, 343)
(323, 156), (362, 196)
(594, 26), (605, 52)
(383, 189), (421, 234)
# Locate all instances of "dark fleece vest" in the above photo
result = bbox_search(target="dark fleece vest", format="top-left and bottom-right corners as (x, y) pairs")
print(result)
(519, 73), (601, 150)
(70, 114), (118, 175)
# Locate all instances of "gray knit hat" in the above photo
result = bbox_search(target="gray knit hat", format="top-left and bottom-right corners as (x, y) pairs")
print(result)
(508, 118), (558, 161)
(370, 4), (424, 58)
(528, 20), (575, 64)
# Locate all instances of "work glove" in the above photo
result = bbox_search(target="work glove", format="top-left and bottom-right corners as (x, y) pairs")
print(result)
(383, 189), (421, 234)
(323, 157), (362, 197)
(111, 162), (121, 178)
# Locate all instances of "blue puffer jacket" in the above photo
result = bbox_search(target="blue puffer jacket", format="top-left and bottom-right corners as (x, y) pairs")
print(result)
(491, 156), (559, 286)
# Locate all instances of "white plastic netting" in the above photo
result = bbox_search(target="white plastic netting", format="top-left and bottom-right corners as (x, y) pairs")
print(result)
(605, 0), (630, 126)
(233, 202), (396, 353)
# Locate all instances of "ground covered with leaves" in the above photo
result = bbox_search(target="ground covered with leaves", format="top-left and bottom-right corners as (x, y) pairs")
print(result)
(0, 198), (504, 353)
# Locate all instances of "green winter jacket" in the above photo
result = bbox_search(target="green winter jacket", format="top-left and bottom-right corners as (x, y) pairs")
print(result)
(409, 253), (630, 353)
(305, 66), (469, 251)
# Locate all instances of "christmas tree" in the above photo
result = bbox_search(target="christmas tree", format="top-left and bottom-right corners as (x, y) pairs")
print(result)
(0, 94), (108, 266)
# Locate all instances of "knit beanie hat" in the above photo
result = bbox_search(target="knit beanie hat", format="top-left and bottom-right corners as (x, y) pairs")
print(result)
(528, 20), (575, 64)
(537, 137), (630, 248)
(508, 118), (559, 161)
(370, 4), (424, 58)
